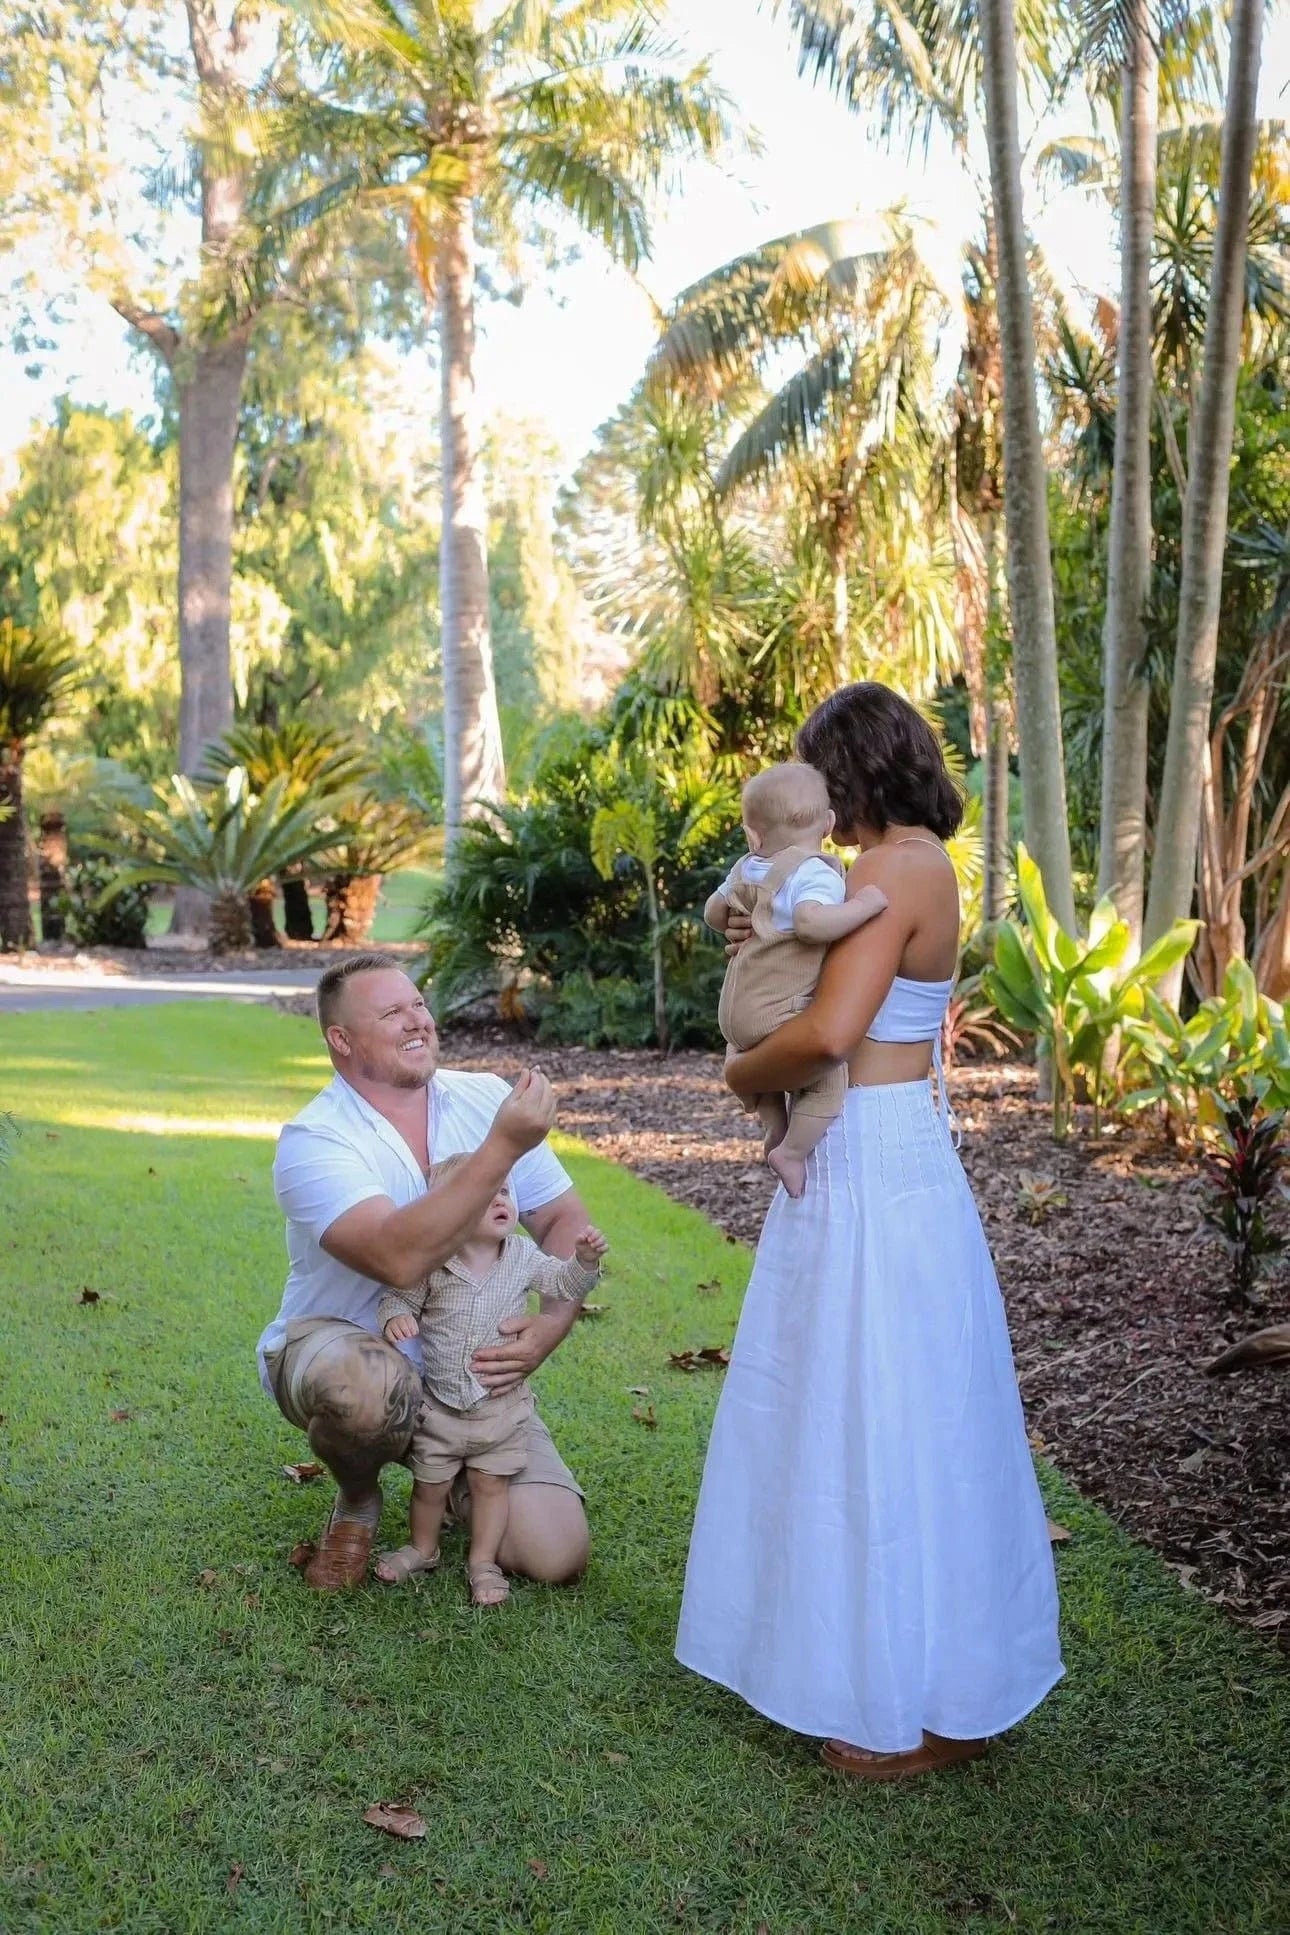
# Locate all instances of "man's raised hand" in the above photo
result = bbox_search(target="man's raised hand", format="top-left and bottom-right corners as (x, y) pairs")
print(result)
(491, 1067), (557, 1156)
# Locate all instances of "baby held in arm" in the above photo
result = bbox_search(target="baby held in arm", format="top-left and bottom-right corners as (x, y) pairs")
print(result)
(706, 763), (887, 1198)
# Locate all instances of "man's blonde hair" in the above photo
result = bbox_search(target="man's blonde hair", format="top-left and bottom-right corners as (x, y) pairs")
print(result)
(741, 762), (832, 835)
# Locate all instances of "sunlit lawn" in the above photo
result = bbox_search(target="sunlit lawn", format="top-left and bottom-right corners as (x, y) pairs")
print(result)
(0, 1004), (1286, 1933)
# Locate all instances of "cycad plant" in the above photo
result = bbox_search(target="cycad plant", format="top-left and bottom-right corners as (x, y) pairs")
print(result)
(205, 721), (376, 941)
(102, 771), (334, 954)
(0, 616), (79, 950)
(246, 0), (736, 845)
(314, 794), (437, 945)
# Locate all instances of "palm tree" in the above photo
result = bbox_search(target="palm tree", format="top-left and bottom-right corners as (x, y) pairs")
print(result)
(250, 0), (736, 849)
(780, 0), (1077, 928)
(314, 794), (437, 944)
(103, 771), (334, 954)
(1144, 0), (1268, 989)
(0, 618), (79, 950)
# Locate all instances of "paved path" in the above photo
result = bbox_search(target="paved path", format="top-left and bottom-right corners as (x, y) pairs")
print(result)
(0, 963), (322, 1013)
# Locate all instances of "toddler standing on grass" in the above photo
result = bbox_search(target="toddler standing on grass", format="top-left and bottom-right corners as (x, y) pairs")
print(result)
(706, 763), (888, 1197)
(375, 1155), (606, 1606)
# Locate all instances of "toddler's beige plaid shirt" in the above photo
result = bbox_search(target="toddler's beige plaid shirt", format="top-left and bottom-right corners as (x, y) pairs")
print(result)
(377, 1234), (599, 1411)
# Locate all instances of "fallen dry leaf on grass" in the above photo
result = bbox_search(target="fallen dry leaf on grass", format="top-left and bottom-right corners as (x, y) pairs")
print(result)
(527, 1859), (548, 1880)
(1046, 1520), (1071, 1544)
(378, 1863), (397, 1878)
(363, 1802), (427, 1841)
(667, 1347), (731, 1373)
(287, 1540), (316, 1570)
(604, 1751), (628, 1766)
(195, 1569), (219, 1588)
(695, 1278), (722, 1298)
(632, 1404), (658, 1429)
(77, 1289), (101, 1305)
(281, 1461), (324, 1484)
(226, 1863), (244, 1895)
(627, 1385), (650, 1397)
(578, 1302), (609, 1320)
(109, 1409), (132, 1422)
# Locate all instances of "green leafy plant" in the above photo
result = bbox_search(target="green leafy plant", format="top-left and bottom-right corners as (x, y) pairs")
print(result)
(535, 971), (654, 1050)
(0, 613), (80, 949)
(100, 771), (335, 954)
(58, 858), (152, 950)
(985, 845), (1200, 1136)
(1120, 958), (1290, 1138)
(313, 795), (437, 945)
(1198, 1094), (1289, 1312)
(1015, 1171), (1069, 1224)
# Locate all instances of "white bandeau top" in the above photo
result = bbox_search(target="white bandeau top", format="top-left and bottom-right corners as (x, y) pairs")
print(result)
(866, 972), (956, 1045)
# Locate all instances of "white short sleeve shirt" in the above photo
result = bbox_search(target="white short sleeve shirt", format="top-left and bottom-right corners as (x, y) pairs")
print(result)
(718, 854), (846, 933)
(259, 1070), (573, 1387)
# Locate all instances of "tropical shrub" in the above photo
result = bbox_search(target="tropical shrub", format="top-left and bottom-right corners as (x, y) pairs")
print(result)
(58, 858), (152, 949)
(1198, 1094), (1289, 1312)
(1120, 957), (1290, 1136)
(418, 719), (742, 1045)
(985, 846), (1200, 1136)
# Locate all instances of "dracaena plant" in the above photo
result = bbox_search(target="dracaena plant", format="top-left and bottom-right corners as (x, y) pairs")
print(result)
(1198, 1091), (1289, 1312)
(985, 845), (1199, 1137)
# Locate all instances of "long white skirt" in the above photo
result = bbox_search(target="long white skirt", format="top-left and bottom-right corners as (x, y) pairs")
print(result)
(676, 1080), (1063, 1752)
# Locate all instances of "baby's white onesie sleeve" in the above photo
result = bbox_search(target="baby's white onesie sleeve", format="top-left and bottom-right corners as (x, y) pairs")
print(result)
(784, 857), (846, 910)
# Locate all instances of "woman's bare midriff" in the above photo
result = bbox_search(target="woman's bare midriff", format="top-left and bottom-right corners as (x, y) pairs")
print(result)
(847, 1037), (935, 1088)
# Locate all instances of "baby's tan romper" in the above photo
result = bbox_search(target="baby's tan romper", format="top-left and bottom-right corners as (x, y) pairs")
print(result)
(716, 847), (850, 1147)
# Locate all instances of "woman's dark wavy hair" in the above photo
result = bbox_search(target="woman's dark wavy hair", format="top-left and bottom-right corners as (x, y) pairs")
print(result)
(796, 683), (964, 841)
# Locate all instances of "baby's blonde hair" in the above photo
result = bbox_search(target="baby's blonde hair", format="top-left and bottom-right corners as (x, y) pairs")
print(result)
(741, 762), (832, 836)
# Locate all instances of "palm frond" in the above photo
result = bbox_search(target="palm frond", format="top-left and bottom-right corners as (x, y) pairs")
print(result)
(499, 134), (648, 269)
(716, 345), (855, 493)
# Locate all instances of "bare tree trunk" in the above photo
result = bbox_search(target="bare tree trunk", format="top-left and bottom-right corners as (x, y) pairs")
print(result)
(175, 336), (246, 776)
(438, 197), (506, 852)
(0, 750), (31, 950)
(1143, 0), (1265, 990)
(978, 0), (1076, 931)
(1097, 0), (1157, 946)
(980, 509), (1011, 924)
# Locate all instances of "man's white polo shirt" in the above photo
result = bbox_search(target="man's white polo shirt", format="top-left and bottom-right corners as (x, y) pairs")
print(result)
(259, 1069), (572, 1389)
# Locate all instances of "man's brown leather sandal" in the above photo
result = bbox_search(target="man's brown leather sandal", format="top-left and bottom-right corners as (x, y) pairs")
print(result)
(303, 1508), (378, 1590)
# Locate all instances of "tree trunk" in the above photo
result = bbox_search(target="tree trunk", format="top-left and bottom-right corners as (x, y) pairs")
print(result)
(0, 750), (31, 950)
(322, 872), (382, 945)
(247, 877), (283, 949)
(1143, 0), (1265, 990)
(978, 0), (1076, 931)
(645, 872), (669, 1053)
(1097, 0), (1157, 946)
(209, 889), (252, 953)
(37, 808), (68, 943)
(280, 873), (314, 941)
(438, 197), (506, 852)
(980, 509), (1011, 924)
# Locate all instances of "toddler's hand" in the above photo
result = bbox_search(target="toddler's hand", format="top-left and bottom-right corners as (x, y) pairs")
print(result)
(853, 884), (889, 922)
(724, 906), (753, 956)
(574, 1225), (608, 1268)
(383, 1313), (419, 1344)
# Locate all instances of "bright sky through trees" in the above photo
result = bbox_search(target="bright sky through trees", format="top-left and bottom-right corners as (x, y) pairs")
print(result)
(3, 1), (1287, 481)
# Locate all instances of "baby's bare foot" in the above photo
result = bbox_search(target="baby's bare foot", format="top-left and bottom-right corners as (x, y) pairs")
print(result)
(767, 1147), (807, 1198)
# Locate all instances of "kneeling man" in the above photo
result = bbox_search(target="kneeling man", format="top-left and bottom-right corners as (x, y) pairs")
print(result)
(259, 952), (591, 1591)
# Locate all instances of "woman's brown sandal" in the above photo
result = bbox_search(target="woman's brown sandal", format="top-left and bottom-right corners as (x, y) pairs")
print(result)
(373, 1544), (441, 1585)
(821, 1734), (989, 1781)
(468, 1561), (510, 1609)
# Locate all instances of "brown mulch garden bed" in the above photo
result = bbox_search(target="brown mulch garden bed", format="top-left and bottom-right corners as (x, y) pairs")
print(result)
(435, 1022), (1289, 1646)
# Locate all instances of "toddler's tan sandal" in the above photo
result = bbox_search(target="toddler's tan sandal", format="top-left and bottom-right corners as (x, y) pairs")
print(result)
(821, 1735), (989, 1781)
(468, 1561), (510, 1608)
(373, 1544), (441, 1584)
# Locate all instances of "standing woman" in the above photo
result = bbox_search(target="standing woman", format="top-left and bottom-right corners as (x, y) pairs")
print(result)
(676, 684), (1062, 1779)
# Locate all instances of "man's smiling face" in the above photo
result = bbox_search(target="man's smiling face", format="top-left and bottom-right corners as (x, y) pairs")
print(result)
(326, 969), (438, 1090)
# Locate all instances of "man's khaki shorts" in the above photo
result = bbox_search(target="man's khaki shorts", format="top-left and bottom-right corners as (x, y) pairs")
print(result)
(263, 1316), (583, 1496)
(408, 1385), (533, 1486)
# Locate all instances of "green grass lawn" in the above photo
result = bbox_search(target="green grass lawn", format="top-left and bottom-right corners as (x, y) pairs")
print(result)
(0, 1005), (1285, 1934)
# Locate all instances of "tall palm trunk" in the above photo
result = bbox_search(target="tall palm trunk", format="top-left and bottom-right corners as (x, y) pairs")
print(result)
(0, 745), (31, 950)
(175, 335), (246, 777)
(982, 512), (1011, 923)
(1143, 0), (1265, 990)
(978, 0), (1076, 931)
(1097, 0), (1157, 946)
(438, 196), (506, 851)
